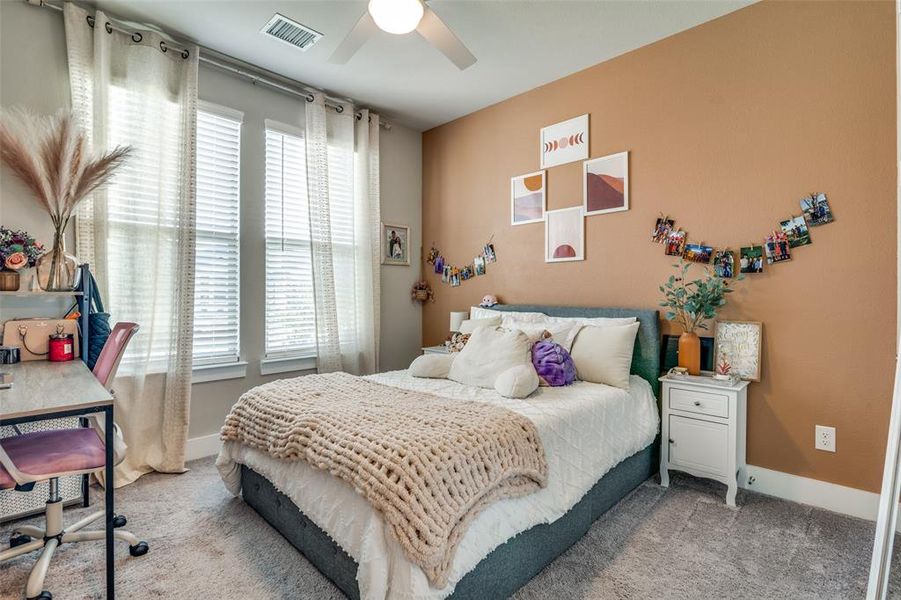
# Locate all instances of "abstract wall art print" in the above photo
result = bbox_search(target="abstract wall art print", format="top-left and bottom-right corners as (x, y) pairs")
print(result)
(540, 114), (589, 169)
(583, 151), (629, 216)
(545, 206), (584, 263)
(510, 170), (546, 225)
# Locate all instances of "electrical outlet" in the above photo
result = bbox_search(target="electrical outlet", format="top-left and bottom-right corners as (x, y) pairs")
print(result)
(815, 425), (836, 452)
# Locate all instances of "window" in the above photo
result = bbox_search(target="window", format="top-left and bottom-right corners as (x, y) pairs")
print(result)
(264, 121), (316, 359)
(193, 103), (242, 366)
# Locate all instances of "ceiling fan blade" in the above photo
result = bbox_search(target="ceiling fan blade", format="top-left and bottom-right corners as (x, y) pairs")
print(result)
(416, 6), (477, 71)
(329, 11), (378, 64)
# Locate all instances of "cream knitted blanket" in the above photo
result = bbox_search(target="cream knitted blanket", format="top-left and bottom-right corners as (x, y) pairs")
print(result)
(220, 372), (547, 587)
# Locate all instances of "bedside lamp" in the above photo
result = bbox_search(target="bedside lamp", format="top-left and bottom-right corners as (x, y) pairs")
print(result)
(449, 311), (468, 334)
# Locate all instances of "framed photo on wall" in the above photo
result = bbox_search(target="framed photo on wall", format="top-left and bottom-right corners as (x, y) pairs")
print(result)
(381, 223), (410, 266)
(713, 320), (763, 382)
(545, 206), (584, 263)
(540, 114), (589, 169)
(510, 170), (546, 225)
(583, 151), (629, 216)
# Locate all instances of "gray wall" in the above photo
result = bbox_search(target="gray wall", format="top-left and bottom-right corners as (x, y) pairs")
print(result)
(0, 1), (423, 439)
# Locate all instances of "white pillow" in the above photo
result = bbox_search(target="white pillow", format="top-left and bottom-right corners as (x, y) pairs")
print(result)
(409, 354), (456, 378)
(494, 364), (539, 398)
(569, 322), (640, 389)
(458, 316), (502, 334)
(507, 321), (581, 350)
(542, 314), (637, 328)
(469, 306), (546, 324)
(448, 326), (532, 389)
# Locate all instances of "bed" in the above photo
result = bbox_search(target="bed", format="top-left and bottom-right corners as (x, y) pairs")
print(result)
(218, 305), (661, 599)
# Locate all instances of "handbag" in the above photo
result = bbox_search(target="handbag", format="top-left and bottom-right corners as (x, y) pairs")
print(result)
(2, 318), (80, 361)
(71, 270), (111, 370)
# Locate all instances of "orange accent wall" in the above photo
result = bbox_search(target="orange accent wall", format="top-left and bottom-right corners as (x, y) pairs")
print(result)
(422, 1), (896, 492)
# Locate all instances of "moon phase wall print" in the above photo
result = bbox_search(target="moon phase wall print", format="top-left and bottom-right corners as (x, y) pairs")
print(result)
(540, 114), (589, 169)
(511, 170), (546, 225)
(583, 151), (629, 216)
(545, 206), (584, 263)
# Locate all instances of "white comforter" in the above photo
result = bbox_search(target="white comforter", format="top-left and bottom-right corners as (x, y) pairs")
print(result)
(217, 371), (659, 600)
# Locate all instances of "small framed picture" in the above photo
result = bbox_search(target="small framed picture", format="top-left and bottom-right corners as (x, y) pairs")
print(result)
(740, 246), (764, 273)
(780, 215), (811, 248)
(540, 114), (589, 169)
(713, 250), (735, 278)
(664, 230), (686, 257)
(683, 243), (713, 264)
(800, 192), (833, 226)
(474, 255), (486, 276)
(511, 170), (546, 225)
(483, 243), (497, 263)
(545, 206), (584, 263)
(583, 151), (629, 216)
(714, 320), (763, 382)
(652, 217), (674, 244)
(764, 231), (791, 264)
(381, 223), (410, 265)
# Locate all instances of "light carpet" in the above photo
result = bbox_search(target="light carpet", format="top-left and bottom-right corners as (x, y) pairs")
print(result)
(0, 457), (897, 599)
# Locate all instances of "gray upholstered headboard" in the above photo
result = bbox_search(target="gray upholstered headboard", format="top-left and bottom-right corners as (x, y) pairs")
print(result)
(491, 305), (661, 395)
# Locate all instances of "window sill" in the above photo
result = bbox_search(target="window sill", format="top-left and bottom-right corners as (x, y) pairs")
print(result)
(260, 355), (317, 376)
(192, 361), (248, 384)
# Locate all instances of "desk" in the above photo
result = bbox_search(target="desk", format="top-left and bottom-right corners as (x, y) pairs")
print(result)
(1, 361), (116, 598)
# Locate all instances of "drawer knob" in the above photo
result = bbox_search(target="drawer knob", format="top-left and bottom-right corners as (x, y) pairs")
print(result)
(693, 401), (701, 406)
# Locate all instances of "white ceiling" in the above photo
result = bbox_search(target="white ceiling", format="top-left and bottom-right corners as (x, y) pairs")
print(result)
(94, 1), (753, 131)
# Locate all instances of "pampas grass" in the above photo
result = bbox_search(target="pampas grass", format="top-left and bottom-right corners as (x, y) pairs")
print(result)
(0, 108), (131, 232)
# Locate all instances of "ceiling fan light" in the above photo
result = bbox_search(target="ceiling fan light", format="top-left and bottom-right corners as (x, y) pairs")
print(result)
(368, 0), (424, 35)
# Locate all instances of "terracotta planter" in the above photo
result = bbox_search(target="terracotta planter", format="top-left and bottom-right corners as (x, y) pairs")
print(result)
(678, 331), (701, 375)
(0, 270), (20, 291)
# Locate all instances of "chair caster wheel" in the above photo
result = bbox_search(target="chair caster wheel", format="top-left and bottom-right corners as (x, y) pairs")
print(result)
(10, 534), (32, 548)
(112, 515), (127, 528)
(129, 541), (149, 557)
(28, 592), (52, 600)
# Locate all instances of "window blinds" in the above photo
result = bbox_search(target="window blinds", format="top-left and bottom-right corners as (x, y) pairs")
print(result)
(264, 122), (317, 358)
(193, 104), (242, 365)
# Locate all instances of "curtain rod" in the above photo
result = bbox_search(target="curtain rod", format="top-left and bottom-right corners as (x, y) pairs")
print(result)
(28, 0), (393, 129)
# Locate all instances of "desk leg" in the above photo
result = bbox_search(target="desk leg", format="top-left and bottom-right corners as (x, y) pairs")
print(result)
(104, 406), (115, 598)
(80, 417), (91, 508)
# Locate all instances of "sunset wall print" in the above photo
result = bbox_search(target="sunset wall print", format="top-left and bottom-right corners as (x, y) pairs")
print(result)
(510, 170), (546, 225)
(583, 151), (629, 216)
(540, 114), (589, 168)
(545, 206), (584, 262)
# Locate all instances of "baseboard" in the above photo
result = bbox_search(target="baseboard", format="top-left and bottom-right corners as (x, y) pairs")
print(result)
(742, 464), (899, 531)
(185, 433), (222, 461)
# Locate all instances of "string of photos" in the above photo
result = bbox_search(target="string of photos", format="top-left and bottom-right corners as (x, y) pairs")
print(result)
(651, 192), (834, 277)
(426, 237), (498, 287)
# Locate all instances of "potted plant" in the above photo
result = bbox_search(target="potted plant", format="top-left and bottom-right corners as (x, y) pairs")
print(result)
(0, 227), (44, 291)
(659, 261), (735, 375)
(0, 109), (131, 290)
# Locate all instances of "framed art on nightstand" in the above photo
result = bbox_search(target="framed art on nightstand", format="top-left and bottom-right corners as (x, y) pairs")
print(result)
(713, 320), (763, 382)
(381, 223), (410, 265)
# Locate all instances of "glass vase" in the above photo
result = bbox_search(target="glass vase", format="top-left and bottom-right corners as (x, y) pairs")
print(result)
(36, 230), (80, 291)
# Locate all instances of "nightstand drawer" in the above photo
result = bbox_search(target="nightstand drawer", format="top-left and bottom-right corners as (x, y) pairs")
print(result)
(668, 386), (729, 418)
(668, 415), (728, 476)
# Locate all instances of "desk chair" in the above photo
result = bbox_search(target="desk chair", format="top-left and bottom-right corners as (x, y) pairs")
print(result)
(0, 323), (147, 600)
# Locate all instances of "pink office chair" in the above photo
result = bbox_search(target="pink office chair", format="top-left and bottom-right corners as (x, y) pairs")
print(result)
(0, 322), (147, 600)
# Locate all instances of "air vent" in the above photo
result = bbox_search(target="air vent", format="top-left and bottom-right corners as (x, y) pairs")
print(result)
(260, 13), (323, 51)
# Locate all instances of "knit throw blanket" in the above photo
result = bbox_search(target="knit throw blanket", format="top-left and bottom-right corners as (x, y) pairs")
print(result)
(220, 372), (547, 588)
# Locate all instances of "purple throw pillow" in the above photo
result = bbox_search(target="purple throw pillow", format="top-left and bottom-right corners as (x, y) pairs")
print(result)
(531, 340), (576, 387)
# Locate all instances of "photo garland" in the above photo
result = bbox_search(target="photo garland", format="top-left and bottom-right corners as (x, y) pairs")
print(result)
(651, 192), (834, 277)
(426, 238), (497, 287)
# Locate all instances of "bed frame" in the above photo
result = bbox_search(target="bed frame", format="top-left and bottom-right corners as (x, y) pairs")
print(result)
(240, 305), (661, 599)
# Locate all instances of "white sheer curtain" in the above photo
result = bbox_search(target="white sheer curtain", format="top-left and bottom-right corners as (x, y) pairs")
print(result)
(305, 97), (380, 375)
(65, 4), (198, 486)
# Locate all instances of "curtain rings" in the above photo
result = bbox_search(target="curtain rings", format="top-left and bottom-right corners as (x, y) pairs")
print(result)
(86, 15), (94, 28)
(335, 105), (344, 114)
(305, 94), (314, 103)
(159, 40), (168, 53)
(181, 49), (190, 59)
(105, 21), (113, 34)
(131, 32), (143, 43)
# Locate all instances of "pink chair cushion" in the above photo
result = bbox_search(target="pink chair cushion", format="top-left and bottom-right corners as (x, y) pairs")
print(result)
(0, 428), (106, 490)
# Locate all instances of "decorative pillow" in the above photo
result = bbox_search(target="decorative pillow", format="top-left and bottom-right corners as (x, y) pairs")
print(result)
(494, 364), (539, 399)
(531, 340), (577, 387)
(448, 326), (532, 389)
(409, 354), (456, 378)
(569, 322), (640, 389)
(512, 322), (581, 350)
(446, 332), (471, 352)
(458, 316), (502, 334)
(469, 306), (546, 323)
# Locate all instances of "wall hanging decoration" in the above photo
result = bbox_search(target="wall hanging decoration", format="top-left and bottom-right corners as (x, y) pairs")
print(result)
(800, 192), (833, 226)
(713, 320), (762, 382)
(426, 238), (497, 286)
(540, 114), (589, 169)
(664, 229), (687, 256)
(740, 246), (764, 273)
(652, 216), (674, 243)
(780, 215), (811, 247)
(511, 170), (546, 225)
(683, 243), (713, 264)
(411, 280), (434, 303)
(381, 222), (410, 265)
(545, 206), (584, 263)
(583, 151), (629, 216)
(764, 231), (791, 264)
(713, 250), (735, 278)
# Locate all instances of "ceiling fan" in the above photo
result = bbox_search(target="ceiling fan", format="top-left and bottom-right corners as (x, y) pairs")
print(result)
(329, 0), (477, 70)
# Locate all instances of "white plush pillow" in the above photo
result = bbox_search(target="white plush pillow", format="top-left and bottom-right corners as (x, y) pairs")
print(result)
(469, 306), (546, 324)
(409, 354), (456, 378)
(569, 322), (640, 389)
(507, 321), (581, 350)
(494, 364), (539, 398)
(448, 326), (532, 389)
(458, 316), (502, 334)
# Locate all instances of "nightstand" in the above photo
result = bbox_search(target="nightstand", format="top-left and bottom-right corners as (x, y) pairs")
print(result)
(659, 375), (750, 507)
(421, 345), (450, 355)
